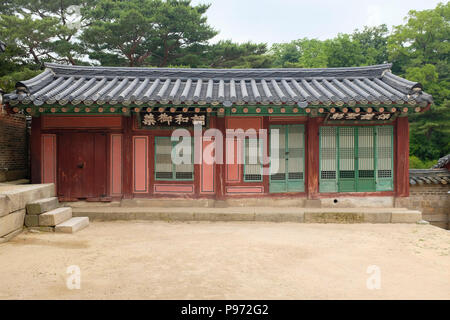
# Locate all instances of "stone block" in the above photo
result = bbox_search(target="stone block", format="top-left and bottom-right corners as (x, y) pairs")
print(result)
(0, 195), (7, 217)
(208, 212), (255, 222)
(39, 207), (72, 226)
(0, 184), (56, 214)
(134, 211), (161, 221)
(255, 212), (304, 223)
(225, 198), (305, 208)
(321, 196), (394, 208)
(24, 215), (39, 227)
(0, 227), (23, 244)
(363, 212), (391, 223)
(391, 210), (422, 223)
(304, 199), (322, 208)
(28, 226), (54, 232)
(55, 217), (89, 233)
(160, 211), (194, 221)
(26, 197), (59, 215)
(0, 209), (26, 237)
(305, 211), (365, 223)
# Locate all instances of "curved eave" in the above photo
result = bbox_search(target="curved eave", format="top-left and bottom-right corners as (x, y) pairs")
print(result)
(4, 63), (433, 109)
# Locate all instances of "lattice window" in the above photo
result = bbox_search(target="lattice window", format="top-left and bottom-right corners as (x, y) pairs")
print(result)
(155, 136), (194, 181)
(320, 127), (337, 180)
(319, 125), (393, 192)
(244, 138), (263, 181)
(270, 126), (286, 180)
(321, 171), (336, 180)
(271, 173), (286, 181)
(287, 125), (304, 180)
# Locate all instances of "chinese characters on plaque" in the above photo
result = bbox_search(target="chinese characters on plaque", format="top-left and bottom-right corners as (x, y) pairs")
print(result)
(329, 112), (392, 121)
(141, 112), (206, 127)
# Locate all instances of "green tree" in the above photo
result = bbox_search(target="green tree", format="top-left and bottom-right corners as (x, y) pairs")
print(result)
(0, 0), (95, 66)
(352, 24), (389, 65)
(389, 2), (450, 160)
(388, 2), (449, 76)
(81, 0), (217, 67)
(270, 39), (328, 68)
(270, 41), (302, 68)
(296, 39), (329, 68)
(324, 34), (365, 67)
(194, 40), (271, 68)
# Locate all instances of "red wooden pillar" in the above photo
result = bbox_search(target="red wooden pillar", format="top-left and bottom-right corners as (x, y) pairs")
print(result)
(395, 117), (410, 197)
(122, 116), (133, 199)
(215, 116), (225, 200)
(30, 117), (41, 184)
(306, 117), (321, 199)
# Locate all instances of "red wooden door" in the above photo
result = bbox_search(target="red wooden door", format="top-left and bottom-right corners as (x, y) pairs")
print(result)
(57, 133), (107, 201)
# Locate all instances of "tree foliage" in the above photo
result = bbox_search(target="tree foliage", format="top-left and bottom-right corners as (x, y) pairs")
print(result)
(0, 0), (95, 65)
(81, 0), (217, 67)
(388, 2), (450, 162)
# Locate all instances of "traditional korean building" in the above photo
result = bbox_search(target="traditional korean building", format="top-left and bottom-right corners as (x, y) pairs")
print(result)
(2, 63), (432, 204)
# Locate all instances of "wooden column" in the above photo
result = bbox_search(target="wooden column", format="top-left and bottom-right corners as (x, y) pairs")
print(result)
(395, 116), (410, 197)
(215, 116), (225, 200)
(122, 116), (133, 199)
(30, 117), (41, 184)
(306, 117), (320, 199)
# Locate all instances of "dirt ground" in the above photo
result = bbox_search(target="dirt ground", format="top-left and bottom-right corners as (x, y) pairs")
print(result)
(0, 221), (449, 300)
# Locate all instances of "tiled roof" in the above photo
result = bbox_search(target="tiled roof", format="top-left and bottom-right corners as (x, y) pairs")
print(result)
(409, 169), (450, 185)
(432, 154), (450, 169)
(4, 63), (433, 107)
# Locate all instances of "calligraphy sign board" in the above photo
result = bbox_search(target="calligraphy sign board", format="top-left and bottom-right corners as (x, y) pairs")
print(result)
(140, 111), (207, 128)
(326, 112), (395, 123)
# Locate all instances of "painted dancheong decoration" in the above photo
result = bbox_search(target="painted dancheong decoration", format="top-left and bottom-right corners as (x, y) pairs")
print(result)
(2, 63), (432, 201)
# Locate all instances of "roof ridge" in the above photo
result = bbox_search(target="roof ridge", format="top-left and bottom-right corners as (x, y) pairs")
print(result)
(44, 62), (393, 73)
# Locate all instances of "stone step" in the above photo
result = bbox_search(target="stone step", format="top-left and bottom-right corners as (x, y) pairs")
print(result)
(26, 197), (59, 215)
(0, 209), (26, 237)
(121, 198), (308, 208)
(0, 227), (24, 244)
(0, 184), (56, 216)
(39, 207), (72, 227)
(71, 207), (422, 224)
(55, 217), (89, 234)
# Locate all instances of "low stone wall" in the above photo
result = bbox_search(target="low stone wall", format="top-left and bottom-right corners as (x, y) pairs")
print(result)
(395, 184), (449, 229)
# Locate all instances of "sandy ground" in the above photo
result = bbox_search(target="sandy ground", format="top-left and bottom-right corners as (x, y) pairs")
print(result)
(0, 221), (449, 300)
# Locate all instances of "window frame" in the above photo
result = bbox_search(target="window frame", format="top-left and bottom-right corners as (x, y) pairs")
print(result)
(243, 137), (264, 182)
(154, 136), (194, 181)
(319, 125), (394, 193)
(269, 124), (305, 193)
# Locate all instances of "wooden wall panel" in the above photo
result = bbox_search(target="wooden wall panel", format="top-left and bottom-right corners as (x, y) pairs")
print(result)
(225, 136), (241, 182)
(226, 117), (263, 131)
(225, 117), (262, 183)
(226, 186), (264, 194)
(41, 134), (57, 184)
(94, 134), (107, 198)
(110, 134), (123, 196)
(154, 184), (194, 194)
(132, 136), (149, 193)
(42, 115), (123, 129)
(201, 138), (215, 194)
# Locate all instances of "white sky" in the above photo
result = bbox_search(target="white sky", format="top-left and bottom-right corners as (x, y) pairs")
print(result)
(192, 0), (444, 44)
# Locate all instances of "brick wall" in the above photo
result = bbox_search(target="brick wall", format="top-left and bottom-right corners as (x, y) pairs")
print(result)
(395, 184), (450, 229)
(0, 112), (28, 181)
